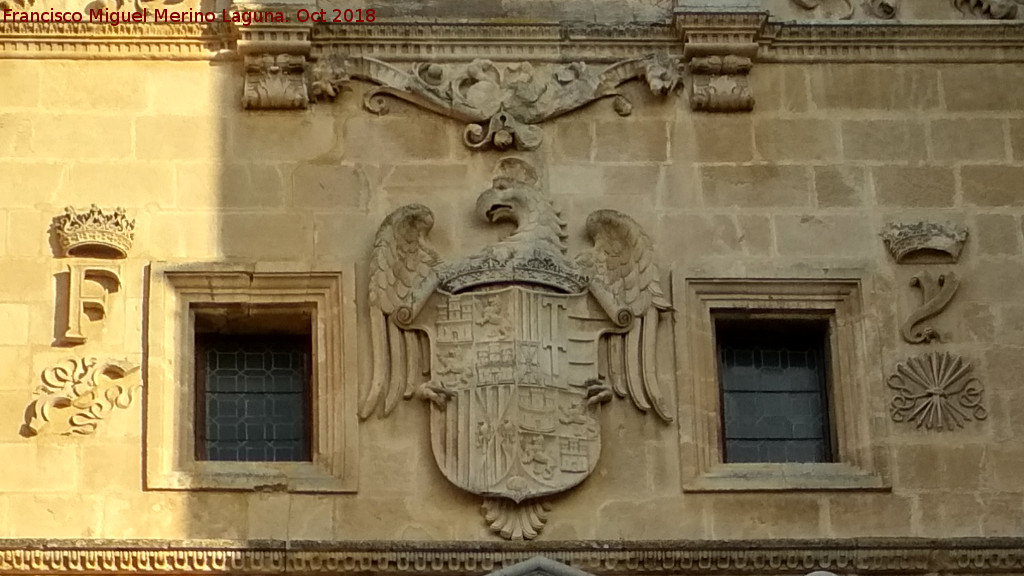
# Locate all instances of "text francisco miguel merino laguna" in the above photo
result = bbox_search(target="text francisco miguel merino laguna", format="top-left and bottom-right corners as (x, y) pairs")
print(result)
(2, 8), (288, 24)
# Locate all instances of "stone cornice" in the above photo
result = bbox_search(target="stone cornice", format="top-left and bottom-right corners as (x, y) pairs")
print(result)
(759, 20), (1024, 62)
(0, 22), (233, 60)
(310, 23), (682, 63)
(1, 18), (1023, 62)
(0, 539), (1022, 575)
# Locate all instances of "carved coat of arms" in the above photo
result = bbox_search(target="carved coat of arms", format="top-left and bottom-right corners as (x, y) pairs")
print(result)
(360, 158), (672, 540)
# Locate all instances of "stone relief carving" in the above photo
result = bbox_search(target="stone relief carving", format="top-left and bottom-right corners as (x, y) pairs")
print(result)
(24, 357), (140, 436)
(311, 55), (682, 150)
(0, 0), (33, 11)
(881, 221), (967, 264)
(51, 205), (132, 344)
(888, 352), (987, 430)
(791, 0), (855, 19)
(61, 262), (123, 345)
(481, 499), (552, 541)
(0, 540), (1017, 574)
(487, 557), (594, 576)
(953, 0), (1024, 18)
(865, 0), (900, 18)
(361, 158), (673, 539)
(900, 271), (959, 344)
(688, 55), (754, 112)
(790, 0), (900, 19)
(52, 204), (135, 259)
(242, 53), (308, 110)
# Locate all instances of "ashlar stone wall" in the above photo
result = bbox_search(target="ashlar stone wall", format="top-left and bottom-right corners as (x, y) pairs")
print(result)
(0, 54), (1023, 542)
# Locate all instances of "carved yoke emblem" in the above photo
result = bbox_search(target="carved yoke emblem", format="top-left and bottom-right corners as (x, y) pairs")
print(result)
(361, 158), (673, 540)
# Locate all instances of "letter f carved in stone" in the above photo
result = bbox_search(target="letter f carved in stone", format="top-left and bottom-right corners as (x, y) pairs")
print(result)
(62, 262), (122, 344)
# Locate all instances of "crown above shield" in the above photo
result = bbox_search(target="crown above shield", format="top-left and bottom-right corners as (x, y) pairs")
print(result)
(437, 249), (590, 295)
(53, 205), (136, 259)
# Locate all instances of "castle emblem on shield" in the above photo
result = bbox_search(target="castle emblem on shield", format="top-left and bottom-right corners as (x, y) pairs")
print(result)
(360, 158), (673, 540)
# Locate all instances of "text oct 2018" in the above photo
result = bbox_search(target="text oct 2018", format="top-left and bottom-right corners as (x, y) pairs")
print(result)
(296, 8), (375, 22)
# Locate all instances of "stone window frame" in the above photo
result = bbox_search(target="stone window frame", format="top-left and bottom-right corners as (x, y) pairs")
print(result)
(145, 262), (358, 492)
(678, 277), (889, 492)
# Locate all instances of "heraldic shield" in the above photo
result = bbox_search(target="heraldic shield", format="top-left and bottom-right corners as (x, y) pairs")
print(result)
(360, 158), (674, 540)
(418, 286), (608, 503)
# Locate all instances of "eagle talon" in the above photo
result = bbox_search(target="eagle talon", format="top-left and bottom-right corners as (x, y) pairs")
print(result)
(417, 382), (456, 409)
(585, 378), (613, 406)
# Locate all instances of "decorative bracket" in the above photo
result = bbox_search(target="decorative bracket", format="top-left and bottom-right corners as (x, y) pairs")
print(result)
(310, 55), (682, 151)
(674, 2), (764, 111)
(237, 4), (314, 110)
(688, 55), (754, 112)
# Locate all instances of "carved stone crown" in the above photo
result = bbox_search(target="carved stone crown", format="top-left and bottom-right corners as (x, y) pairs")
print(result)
(881, 221), (967, 264)
(437, 249), (590, 295)
(54, 205), (136, 258)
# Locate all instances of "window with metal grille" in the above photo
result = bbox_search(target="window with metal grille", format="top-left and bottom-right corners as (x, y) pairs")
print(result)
(715, 317), (833, 464)
(195, 332), (312, 463)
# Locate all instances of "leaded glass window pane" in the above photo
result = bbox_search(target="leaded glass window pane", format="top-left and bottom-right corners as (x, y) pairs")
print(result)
(196, 335), (311, 462)
(715, 318), (833, 464)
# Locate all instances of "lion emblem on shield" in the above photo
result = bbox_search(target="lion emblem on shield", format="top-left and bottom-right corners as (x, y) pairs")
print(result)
(360, 157), (673, 539)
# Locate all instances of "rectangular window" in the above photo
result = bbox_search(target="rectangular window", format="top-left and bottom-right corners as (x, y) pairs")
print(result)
(195, 334), (312, 462)
(679, 278), (888, 491)
(715, 317), (833, 464)
(145, 264), (358, 492)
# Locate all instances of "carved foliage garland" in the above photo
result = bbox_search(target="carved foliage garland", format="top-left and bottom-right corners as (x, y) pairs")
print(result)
(888, 352), (987, 430)
(790, 0), (900, 19)
(311, 55), (682, 151)
(25, 357), (140, 436)
(953, 0), (1024, 19)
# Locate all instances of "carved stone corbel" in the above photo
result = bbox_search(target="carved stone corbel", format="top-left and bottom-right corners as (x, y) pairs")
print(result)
(674, 3), (764, 112)
(310, 55), (682, 151)
(236, 4), (314, 110)
(688, 55), (754, 112)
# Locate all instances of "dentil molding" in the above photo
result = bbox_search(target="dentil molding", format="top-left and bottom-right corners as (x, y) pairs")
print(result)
(0, 7), (1020, 72)
(0, 539), (1023, 575)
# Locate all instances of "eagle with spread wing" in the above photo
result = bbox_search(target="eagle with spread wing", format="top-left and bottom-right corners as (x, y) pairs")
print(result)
(360, 159), (673, 423)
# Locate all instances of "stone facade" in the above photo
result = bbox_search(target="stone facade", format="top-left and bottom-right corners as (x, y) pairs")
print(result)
(1, 0), (1024, 572)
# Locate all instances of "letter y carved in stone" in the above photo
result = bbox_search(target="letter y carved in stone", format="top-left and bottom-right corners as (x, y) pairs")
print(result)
(900, 270), (959, 344)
